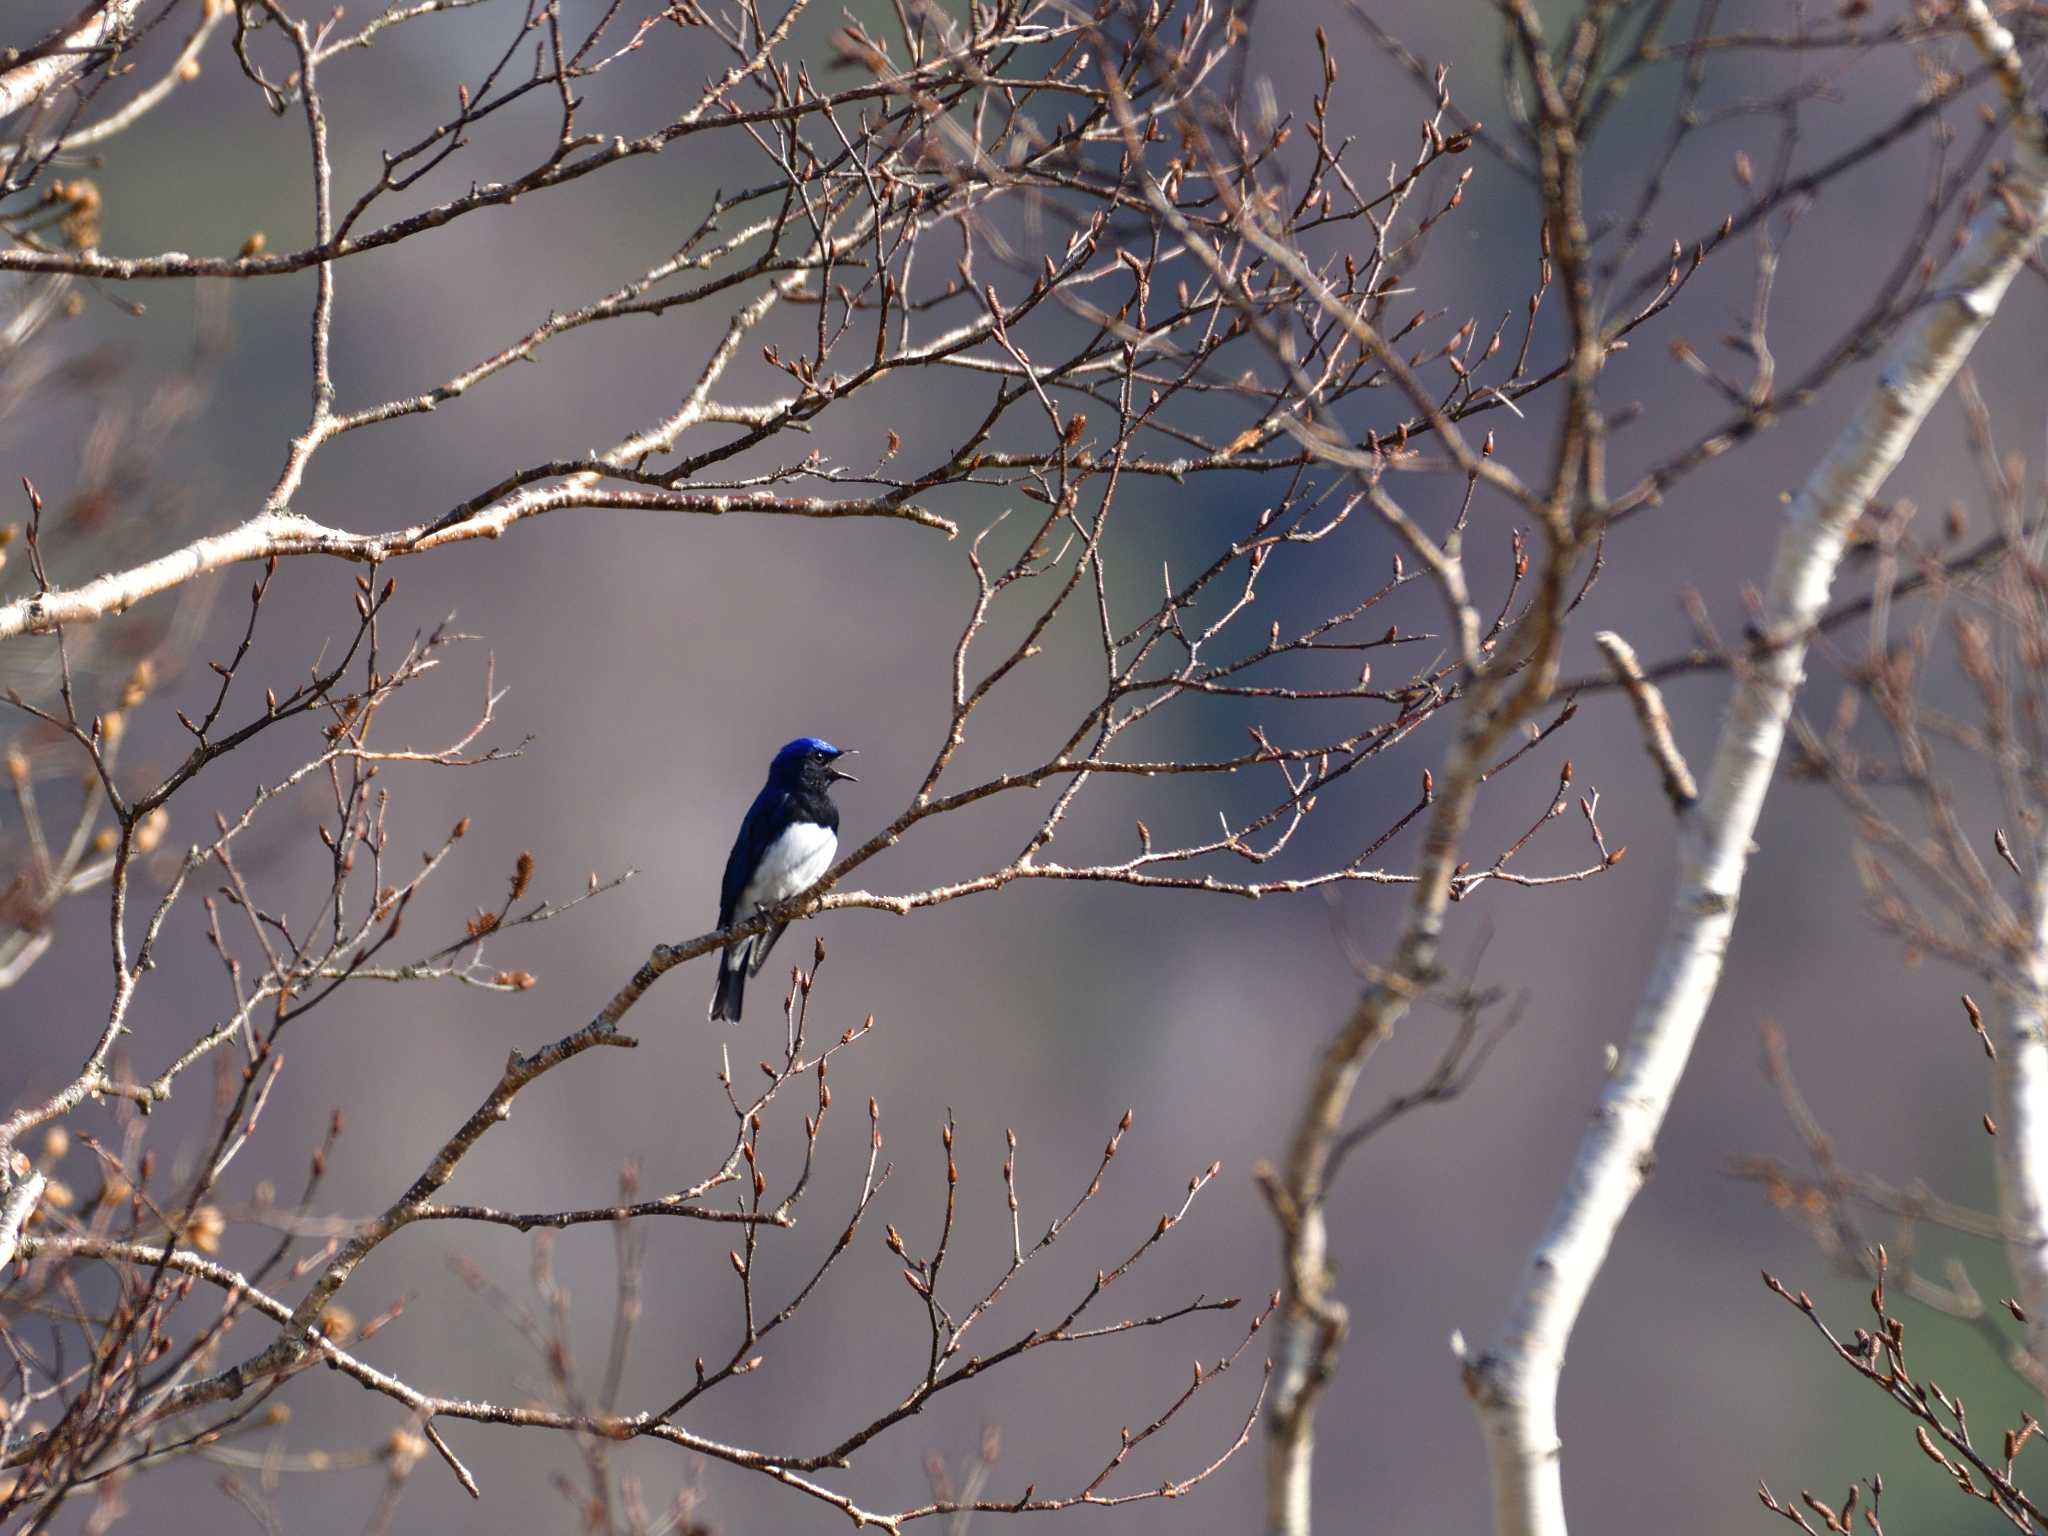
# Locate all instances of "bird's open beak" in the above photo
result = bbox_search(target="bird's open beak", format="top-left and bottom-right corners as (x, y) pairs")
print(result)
(829, 749), (859, 784)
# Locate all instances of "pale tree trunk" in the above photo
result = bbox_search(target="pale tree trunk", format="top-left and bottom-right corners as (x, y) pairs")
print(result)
(0, 1169), (43, 1272)
(1467, 7), (2048, 1534)
(1994, 828), (2048, 1362)
(0, 2), (144, 121)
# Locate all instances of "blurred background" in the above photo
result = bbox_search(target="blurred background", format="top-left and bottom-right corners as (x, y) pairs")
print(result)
(3, 0), (2046, 1530)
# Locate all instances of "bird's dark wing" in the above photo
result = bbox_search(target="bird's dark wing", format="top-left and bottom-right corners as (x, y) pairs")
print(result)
(718, 784), (794, 925)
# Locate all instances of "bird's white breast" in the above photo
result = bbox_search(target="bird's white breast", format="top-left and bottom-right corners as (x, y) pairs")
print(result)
(741, 821), (838, 910)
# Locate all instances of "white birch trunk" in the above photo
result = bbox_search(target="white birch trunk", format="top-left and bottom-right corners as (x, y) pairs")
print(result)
(1994, 828), (2048, 1361)
(0, 1169), (45, 1273)
(1468, 8), (2048, 1533)
(0, 2), (144, 121)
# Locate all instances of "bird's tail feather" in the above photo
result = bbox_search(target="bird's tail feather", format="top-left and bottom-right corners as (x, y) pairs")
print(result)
(709, 946), (747, 1023)
(748, 921), (791, 977)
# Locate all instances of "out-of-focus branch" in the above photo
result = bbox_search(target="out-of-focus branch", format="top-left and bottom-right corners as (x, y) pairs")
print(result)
(1, 0), (226, 157)
(1467, 7), (2048, 1534)
(1246, 0), (1602, 1520)
(1258, 665), (1557, 1536)
(1553, 515), (2048, 695)
(0, 0), (143, 120)
(0, 1167), (44, 1271)
(1592, 630), (1697, 809)
(1744, 1016), (2048, 1394)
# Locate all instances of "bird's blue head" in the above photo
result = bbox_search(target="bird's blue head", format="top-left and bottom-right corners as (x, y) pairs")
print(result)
(768, 737), (857, 787)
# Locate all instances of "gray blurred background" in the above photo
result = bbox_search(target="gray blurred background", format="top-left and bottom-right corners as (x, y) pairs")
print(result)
(4, 0), (2046, 1530)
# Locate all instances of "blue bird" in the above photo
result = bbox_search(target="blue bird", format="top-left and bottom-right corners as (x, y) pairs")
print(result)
(708, 738), (857, 1023)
